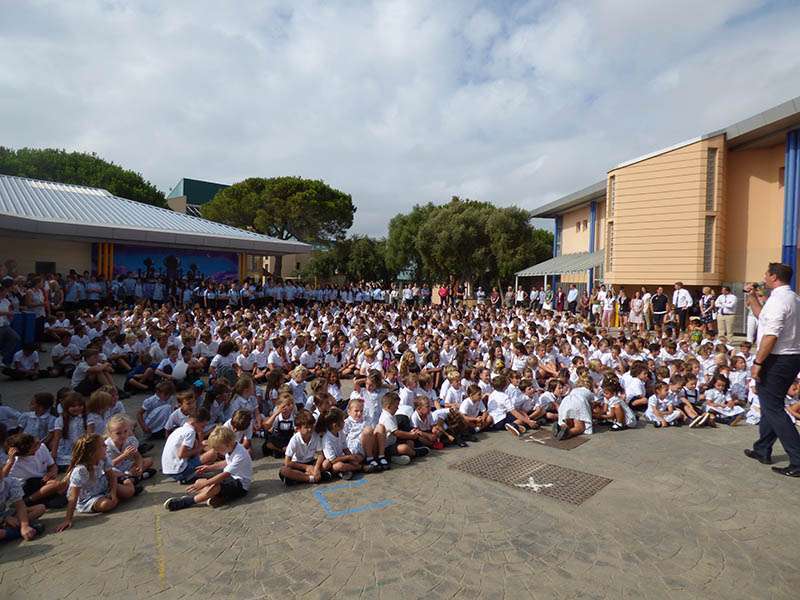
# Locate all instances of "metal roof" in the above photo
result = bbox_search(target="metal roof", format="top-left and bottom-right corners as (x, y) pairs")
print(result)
(529, 180), (606, 218)
(516, 250), (603, 277)
(0, 174), (310, 255)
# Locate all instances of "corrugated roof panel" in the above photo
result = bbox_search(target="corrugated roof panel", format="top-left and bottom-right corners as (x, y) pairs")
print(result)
(0, 174), (310, 254)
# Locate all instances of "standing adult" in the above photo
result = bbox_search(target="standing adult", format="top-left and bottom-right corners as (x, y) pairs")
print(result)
(672, 282), (693, 331)
(629, 290), (644, 333)
(650, 286), (669, 328)
(566, 284), (578, 313)
(745, 263), (800, 477)
(699, 287), (716, 333)
(715, 286), (738, 339)
(0, 281), (20, 366)
(641, 286), (652, 331)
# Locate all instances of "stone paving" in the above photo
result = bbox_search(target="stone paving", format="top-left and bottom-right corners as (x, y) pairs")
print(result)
(1, 364), (799, 599)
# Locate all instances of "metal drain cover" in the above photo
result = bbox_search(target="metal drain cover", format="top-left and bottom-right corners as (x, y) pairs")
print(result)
(451, 450), (612, 506)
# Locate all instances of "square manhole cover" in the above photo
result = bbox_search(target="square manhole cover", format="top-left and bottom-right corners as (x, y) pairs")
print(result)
(451, 450), (612, 506)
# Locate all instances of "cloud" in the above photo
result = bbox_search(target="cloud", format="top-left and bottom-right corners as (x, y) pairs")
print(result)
(0, 0), (798, 236)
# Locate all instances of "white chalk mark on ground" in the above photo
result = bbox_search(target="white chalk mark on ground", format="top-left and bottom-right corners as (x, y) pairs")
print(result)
(515, 476), (554, 493)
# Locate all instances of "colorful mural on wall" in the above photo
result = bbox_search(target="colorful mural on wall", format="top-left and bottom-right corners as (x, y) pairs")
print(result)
(96, 244), (238, 282)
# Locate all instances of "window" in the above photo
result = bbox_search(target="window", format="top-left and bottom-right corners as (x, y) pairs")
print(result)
(555, 217), (562, 257)
(295, 262), (301, 271)
(706, 148), (717, 211)
(576, 222), (580, 233)
(703, 216), (715, 272)
(35, 261), (55, 275)
(606, 225), (614, 271)
(608, 176), (616, 214)
(583, 220), (588, 231)
(780, 166), (785, 189)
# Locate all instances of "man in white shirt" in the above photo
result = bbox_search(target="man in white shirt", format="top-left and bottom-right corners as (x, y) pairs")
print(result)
(714, 286), (738, 339)
(672, 282), (693, 331)
(745, 263), (800, 477)
(641, 287), (653, 331)
(566, 284), (579, 313)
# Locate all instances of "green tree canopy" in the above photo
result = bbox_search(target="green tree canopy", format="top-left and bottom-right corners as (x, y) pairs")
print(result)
(302, 235), (388, 283)
(0, 147), (166, 207)
(201, 176), (355, 243)
(383, 197), (552, 286)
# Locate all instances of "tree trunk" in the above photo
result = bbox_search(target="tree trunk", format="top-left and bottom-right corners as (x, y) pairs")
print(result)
(273, 254), (283, 279)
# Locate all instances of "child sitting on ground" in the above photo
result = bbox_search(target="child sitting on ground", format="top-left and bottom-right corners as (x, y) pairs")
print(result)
(459, 384), (491, 433)
(342, 398), (385, 474)
(17, 392), (56, 445)
(375, 392), (426, 468)
(4, 432), (66, 508)
(164, 390), (198, 435)
(164, 425), (252, 510)
(105, 414), (156, 482)
(410, 396), (449, 449)
(138, 380), (175, 440)
(223, 410), (253, 452)
(703, 373), (745, 426)
(262, 395), (296, 458)
(50, 392), (86, 472)
(319, 407), (363, 480)
(161, 409), (211, 485)
(0, 467), (45, 542)
(56, 433), (136, 532)
(279, 410), (330, 485)
(596, 380), (638, 431)
(553, 377), (595, 440)
(645, 382), (686, 428)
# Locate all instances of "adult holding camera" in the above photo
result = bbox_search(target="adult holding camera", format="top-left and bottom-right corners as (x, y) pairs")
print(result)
(744, 262), (800, 477)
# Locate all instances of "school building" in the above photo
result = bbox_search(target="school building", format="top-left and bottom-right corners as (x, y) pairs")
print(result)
(166, 176), (313, 279)
(0, 174), (309, 281)
(520, 96), (800, 308)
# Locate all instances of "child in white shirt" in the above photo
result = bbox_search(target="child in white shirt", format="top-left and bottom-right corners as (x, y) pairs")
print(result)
(164, 426), (252, 510)
(279, 410), (329, 485)
(319, 407), (362, 480)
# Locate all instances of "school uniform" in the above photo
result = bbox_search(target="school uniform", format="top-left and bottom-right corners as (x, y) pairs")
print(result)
(219, 442), (252, 502)
(52, 415), (87, 466)
(17, 411), (56, 442)
(378, 409), (400, 450)
(105, 435), (139, 474)
(322, 430), (347, 462)
(558, 388), (594, 434)
(161, 423), (199, 481)
(487, 389), (514, 429)
(8, 443), (54, 496)
(69, 457), (114, 513)
(141, 394), (173, 434)
(285, 431), (321, 463)
(269, 414), (295, 448)
(644, 395), (682, 425)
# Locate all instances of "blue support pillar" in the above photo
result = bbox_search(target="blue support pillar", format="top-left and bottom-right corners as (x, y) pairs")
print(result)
(588, 201), (597, 292)
(782, 129), (800, 289)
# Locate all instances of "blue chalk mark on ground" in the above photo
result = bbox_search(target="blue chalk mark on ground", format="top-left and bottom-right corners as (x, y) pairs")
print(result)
(313, 478), (395, 518)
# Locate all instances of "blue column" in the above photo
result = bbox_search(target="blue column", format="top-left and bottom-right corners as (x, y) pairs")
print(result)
(782, 129), (800, 289)
(588, 201), (596, 292)
(553, 216), (561, 257)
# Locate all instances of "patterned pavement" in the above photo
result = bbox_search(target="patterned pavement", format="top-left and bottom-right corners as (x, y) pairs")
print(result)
(1, 374), (799, 599)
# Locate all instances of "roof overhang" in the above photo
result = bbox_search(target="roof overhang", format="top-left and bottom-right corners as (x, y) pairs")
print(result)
(0, 215), (310, 255)
(516, 250), (603, 277)
(529, 180), (607, 218)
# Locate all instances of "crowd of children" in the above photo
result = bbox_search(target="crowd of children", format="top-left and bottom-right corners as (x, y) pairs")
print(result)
(2, 284), (798, 541)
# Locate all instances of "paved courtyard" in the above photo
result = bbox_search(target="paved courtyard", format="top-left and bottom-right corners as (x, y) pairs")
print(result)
(1, 368), (799, 599)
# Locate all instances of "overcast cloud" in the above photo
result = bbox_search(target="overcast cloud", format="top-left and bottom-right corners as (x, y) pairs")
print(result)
(2, 0), (800, 234)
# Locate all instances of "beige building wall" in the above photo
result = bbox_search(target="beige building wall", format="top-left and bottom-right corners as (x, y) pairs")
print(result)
(725, 142), (785, 283)
(0, 235), (91, 275)
(559, 205), (591, 284)
(605, 135), (726, 286)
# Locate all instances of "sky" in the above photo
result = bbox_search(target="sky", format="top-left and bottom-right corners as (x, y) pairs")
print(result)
(2, 0), (800, 236)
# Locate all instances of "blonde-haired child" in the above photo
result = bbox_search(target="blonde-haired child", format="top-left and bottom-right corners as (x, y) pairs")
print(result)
(57, 433), (136, 532)
(289, 366), (308, 409)
(342, 398), (385, 474)
(164, 425), (252, 510)
(105, 414), (155, 481)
